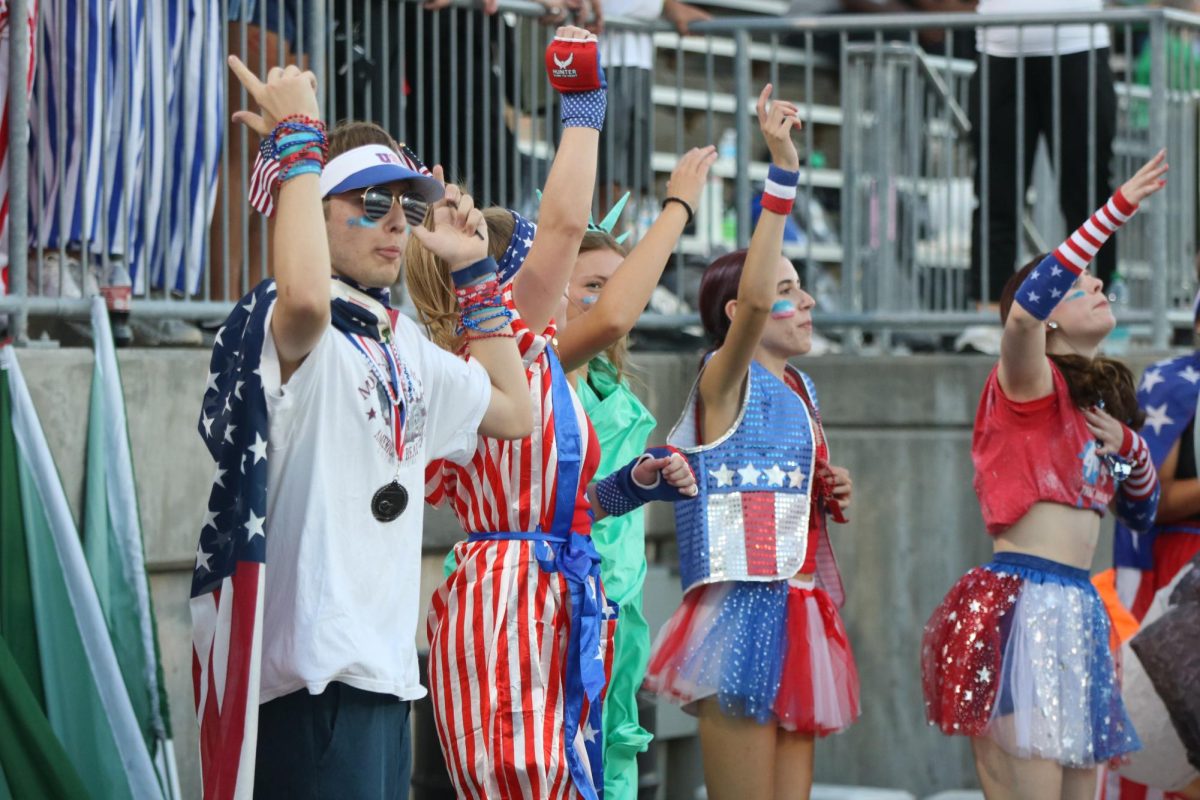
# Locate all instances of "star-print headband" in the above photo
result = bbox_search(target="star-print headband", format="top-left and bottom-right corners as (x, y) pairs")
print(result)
(497, 210), (538, 286)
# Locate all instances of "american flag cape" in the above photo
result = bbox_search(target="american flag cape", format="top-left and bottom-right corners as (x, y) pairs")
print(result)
(1115, 351), (1200, 615)
(190, 280), (276, 800)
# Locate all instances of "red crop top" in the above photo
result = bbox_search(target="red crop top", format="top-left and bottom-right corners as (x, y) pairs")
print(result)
(972, 359), (1116, 535)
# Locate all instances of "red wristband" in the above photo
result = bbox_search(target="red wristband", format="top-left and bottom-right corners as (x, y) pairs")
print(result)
(545, 37), (603, 93)
(760, 193), (795, 216)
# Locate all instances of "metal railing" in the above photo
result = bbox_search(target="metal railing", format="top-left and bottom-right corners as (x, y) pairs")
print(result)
(3, 2), (1198, 349)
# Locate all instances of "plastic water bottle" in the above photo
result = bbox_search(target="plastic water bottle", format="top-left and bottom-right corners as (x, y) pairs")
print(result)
(718, 128), (737, 168)
(1106, 270), (1130, 355)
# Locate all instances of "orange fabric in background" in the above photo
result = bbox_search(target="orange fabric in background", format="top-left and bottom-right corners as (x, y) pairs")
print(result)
(1093, 568), (1140, 653)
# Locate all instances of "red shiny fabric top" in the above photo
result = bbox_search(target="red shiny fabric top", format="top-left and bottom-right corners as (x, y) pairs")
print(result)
(784, 370), (824, 573)
(973, 359), (1115, 535)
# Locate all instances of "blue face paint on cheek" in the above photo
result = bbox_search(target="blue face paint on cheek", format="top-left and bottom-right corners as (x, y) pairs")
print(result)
(1064, 289), (1087, 302)
(580, 295), (598, 306)
(347, 216), (378, 229)
(770, 299), (797, 320)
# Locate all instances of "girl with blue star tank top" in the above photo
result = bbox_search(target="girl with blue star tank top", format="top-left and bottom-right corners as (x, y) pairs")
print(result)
(641, 85), (860, 799)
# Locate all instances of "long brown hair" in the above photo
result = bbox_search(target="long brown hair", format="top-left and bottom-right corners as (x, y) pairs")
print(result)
(405, 205), (514, 352)
(577, 229), (632, 383)
(1000, 256), (1146, 429)
(697, 249), (750, 348)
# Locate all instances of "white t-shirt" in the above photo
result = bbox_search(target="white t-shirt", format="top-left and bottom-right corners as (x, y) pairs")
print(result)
(600, 0), (663, 69)
(977, 0), (1110, 56)
(257, 304), (491, 703)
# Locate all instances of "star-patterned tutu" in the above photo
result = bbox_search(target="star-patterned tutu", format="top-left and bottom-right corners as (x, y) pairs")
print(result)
(922, 551), (1141, 767)
(643, 576), (860, 735)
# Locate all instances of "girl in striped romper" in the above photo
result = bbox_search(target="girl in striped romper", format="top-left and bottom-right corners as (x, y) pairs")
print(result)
(404, 27), (696, 800)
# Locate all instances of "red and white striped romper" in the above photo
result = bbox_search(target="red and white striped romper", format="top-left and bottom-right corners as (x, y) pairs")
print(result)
(425, 304), (615, 800)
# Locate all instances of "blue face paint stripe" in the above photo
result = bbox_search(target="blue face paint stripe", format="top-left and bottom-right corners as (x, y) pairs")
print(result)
(347, 216), (378, 228)
(1065, 289), (1087, 302)
(770, 299), (797, 319)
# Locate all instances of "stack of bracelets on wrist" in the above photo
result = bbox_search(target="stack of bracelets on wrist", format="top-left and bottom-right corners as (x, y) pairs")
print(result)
(452, 257), (515, 340)
(760, 164), (800, 216)
(270, 115), (328, 184)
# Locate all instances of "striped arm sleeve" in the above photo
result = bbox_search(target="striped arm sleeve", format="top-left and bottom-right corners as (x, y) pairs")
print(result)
(1015, 189), (1137, 320)
(1114, 426), (1160, 533)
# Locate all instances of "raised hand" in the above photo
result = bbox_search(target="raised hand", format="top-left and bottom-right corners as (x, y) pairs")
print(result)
(409, 185), (489, 271)
(755, 83), (802, 172)
(1120, 149), (1169, 206)
(227, 56), (320, 137)
(665, 146), (719, 210)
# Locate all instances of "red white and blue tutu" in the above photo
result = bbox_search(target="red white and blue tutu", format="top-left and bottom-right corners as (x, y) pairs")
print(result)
(922, 551), (1141, 767)
(643, 577), (860, 735)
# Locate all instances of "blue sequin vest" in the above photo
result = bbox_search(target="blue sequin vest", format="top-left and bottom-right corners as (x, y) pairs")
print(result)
(667, 359), (819, 593)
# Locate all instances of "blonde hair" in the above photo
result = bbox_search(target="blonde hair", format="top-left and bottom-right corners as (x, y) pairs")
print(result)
(577, 229), (634, 383)
(405, 205), (515, 352)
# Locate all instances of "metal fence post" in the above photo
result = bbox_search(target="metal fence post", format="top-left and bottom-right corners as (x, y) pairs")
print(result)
(310, 0), (328, 116)
(734, 29), (752, 250)
(1149, 12), (1169, 349)
(7, 0), (30, 343)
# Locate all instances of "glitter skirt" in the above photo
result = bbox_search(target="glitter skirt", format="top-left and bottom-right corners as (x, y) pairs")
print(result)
(921, 551), (1141, 766)
(643, 577), (860, 735)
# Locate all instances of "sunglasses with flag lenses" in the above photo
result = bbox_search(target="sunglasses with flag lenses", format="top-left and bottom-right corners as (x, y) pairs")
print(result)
(360, 186), (428, 226)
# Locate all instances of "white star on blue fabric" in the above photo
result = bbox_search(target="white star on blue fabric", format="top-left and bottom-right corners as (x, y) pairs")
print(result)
(245, 511), (266, 541)
(737, 463), (762, 486)
(205, 371), (219, 394)
(764, 464), (787, 486)
(1144, 403), (1174, 435)
(1051, 288), (1062, 299)
(1026, 291), (1041, 303)
(1050, 265), (1062, 277)
(248, 433), (268, 465)
(787, 466), (805, 488)
(1141, 367), (1166, 394)
(201, 507), (219, 532)
(213, 466), (227, 488)
(582, 721), (599, 743)
(1180, 366), (1200, 385)
(710, 464), (735, 487)
(202, 413), (214, 438)
(195, 544), (212, 573)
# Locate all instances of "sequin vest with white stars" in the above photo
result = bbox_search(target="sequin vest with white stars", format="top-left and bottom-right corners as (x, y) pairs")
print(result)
(667, 359), (818, 594)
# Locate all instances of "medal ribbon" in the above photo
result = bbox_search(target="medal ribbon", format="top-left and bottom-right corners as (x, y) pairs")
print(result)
(346, 331), (406, 465)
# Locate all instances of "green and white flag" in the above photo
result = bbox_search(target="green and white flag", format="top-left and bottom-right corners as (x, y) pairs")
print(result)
(85, 297), (181, 799)
(0, 343), (162, 799)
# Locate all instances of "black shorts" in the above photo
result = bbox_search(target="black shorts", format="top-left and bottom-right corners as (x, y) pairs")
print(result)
(254, 682), (412, 799)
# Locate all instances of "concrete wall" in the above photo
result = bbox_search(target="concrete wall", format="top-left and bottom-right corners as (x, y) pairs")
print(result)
(14, 347), (1157, 799)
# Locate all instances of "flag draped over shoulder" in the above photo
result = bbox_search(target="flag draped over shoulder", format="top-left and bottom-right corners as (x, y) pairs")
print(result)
(0, 344), (162, 799)
(84, 297), (181, 798)
(1115, 352), (1200, 607)
(191, 280), (275, 800)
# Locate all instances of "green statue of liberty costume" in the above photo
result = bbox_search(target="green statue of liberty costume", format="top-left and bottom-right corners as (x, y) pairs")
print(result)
(576, 354), (657, 799)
